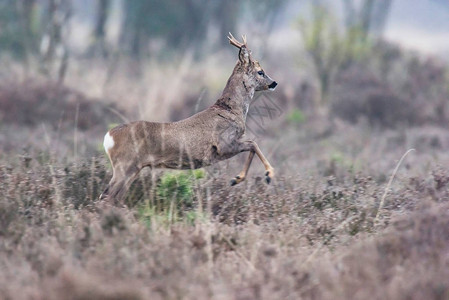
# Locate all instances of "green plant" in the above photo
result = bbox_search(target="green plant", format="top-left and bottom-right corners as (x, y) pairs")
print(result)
(157, 171), (194, 207)
(330, 151), (345, 165)
(138, 169), (206, 226)
(287, 108), (306, 124)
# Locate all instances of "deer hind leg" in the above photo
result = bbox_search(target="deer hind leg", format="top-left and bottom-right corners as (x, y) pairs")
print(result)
(100, 166), (123, 201)
(229, 141), (274, 185)
(102, 164), (141, 204)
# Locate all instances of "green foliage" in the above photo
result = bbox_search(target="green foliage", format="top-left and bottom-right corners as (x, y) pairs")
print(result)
(157, 171), (194, 207)
(330, 151), (345, 165)
(184, 210), (207, 225)
(156, 169), (205, 206)
(137, 205), (157, 229)
(287, 108), (306, 124)
(192, 169), (205, 180)
(138, 169), (206, 227)
(342, 26), (373, 67)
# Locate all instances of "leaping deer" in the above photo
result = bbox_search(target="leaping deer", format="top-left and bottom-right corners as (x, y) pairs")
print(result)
(100, 34), (278, 202)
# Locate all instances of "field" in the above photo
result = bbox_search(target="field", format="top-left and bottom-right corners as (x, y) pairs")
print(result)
(1, 23), (449, 299)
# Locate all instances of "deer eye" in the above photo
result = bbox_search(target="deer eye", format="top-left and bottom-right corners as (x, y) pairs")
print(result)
(257, 71), (264, 76)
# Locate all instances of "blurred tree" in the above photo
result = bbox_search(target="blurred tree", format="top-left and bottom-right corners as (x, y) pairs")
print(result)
(342, 0), (393, 42)
(245, 0), (288, 36)
(39, 0), (72, 83)
(0, 0), (40, 60)
(298, 5), (348, 110)
(91, 0), (111, 57)
(298, 1), (393, 112)
(0, 0), (72, 81)
(119, 0), (213, 59)
(0, 0), (290, 78)
(118, 0), (289, 59)
(243, 0), (289, 56)
(120, 0), (149, 57)
(17, 0), (38, 64)
(213, 0), (239, 47)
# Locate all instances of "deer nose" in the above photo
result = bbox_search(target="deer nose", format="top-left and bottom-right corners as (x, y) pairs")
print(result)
(268, 81), (277, 90)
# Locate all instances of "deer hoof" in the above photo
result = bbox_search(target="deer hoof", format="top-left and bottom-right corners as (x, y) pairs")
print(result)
(265, 170), (274, 184)
(230, 175), (242, 186)
(265, 176), (271, 184)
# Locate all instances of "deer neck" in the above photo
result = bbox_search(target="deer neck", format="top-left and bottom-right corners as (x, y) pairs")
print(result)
(215, 72), (255, 121)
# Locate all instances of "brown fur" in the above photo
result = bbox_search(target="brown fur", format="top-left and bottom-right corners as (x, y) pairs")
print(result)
(100, 34), (278, 202)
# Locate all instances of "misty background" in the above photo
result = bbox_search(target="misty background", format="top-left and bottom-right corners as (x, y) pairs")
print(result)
(0, 0), (448, 159)
(2, 0), (449, 58)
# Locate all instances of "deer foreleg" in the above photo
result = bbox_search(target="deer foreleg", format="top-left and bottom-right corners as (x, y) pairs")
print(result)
(230, 151), (255, 186)
(251, 141), (275, 184)
(229, 141), (274, 185)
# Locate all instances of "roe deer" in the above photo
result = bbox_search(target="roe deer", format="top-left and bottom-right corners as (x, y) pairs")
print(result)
(100, 33), (278, 202)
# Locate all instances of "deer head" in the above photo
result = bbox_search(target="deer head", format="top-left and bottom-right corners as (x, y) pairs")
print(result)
(228, 33), (278, 92)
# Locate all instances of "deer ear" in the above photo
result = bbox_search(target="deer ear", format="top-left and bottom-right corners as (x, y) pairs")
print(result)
(238, 47), (250, 65)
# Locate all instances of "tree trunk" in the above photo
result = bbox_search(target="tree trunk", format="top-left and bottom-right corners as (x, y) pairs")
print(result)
(92, 0), (110, 57)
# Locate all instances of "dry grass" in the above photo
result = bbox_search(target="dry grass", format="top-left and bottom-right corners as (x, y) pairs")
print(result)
(0, 44), (449, 299)
(1, 124), (449, 299)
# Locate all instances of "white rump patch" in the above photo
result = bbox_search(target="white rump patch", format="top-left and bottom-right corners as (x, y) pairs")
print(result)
(103, 131), (115, 153)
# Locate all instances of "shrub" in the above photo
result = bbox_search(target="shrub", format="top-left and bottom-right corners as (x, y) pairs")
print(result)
(330, 43), (449, 128)
(158, 170), (204, 206)
(157, 171), (195, 208)
(138, 169), (205, 226)
(0, 80), (122, 131)
(330, 65), (414, 127)
(63, 158), (109, 209)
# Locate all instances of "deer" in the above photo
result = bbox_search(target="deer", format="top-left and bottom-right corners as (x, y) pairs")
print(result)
(100, 33), (278, 202)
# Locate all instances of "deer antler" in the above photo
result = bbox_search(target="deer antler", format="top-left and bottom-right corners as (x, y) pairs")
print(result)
(228, 32), (247, 49)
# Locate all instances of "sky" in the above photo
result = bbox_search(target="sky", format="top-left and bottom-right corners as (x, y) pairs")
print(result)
(385, 0), (449, 57)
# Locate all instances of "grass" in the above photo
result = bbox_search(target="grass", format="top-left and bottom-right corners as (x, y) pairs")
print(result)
(374, 148), (415, 223)
(0, 45), (449, 299)
(1, 129), (449, 299)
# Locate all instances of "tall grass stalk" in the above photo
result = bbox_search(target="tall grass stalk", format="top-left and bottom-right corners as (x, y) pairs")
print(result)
(375, 148), (415, 223)
(74, 102), (79, 161)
